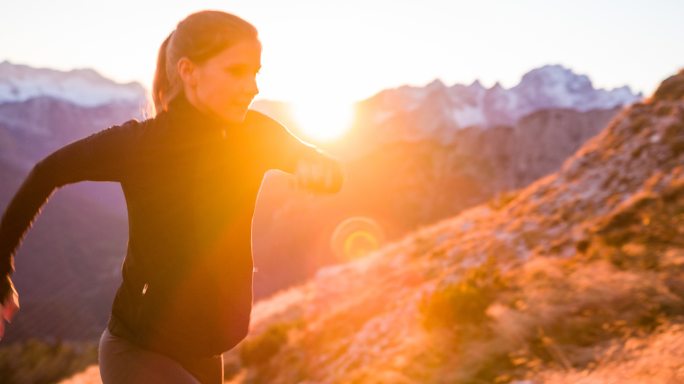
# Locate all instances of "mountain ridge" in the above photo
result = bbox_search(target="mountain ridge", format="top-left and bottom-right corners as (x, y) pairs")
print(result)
(0, 60), (147, 108)
(353, 64), (642, 137)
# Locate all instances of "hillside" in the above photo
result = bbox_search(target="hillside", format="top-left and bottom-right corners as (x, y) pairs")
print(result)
(252, 104), (624, 301)
(221, 69), (684, 383)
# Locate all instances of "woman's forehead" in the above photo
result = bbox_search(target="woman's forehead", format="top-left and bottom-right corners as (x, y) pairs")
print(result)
(211, 39), (262, 65)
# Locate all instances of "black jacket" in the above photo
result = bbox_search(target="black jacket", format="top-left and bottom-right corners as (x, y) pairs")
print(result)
(0, 93), (343, 360)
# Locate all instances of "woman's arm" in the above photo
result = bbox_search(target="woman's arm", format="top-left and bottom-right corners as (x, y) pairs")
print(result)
(247, 110), (345, 194)
(291, 156), (345, 194)
(0, 119), (140, 302)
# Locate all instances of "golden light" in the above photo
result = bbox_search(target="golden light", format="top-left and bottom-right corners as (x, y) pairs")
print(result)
(290, 97), (355, 143)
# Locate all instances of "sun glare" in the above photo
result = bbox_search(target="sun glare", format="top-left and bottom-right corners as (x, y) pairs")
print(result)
(290, 98), (355, 142)
(331, 217), (385, 261)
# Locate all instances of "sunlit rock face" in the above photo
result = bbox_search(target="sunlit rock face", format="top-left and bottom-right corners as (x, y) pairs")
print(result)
(214, 69), (684, 383)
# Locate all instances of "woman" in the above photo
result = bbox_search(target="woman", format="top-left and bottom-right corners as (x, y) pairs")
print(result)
(0, 10), (344, 384)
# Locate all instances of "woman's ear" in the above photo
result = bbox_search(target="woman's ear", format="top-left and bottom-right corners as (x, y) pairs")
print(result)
(177, 57), (198, 88)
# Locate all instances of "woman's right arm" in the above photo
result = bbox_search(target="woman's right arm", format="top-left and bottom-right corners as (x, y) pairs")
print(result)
(0, 119), (140, 304)
(247, 110), (345, 194)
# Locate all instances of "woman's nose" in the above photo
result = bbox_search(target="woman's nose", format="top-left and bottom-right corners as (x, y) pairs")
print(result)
(244, 77), (259, 97)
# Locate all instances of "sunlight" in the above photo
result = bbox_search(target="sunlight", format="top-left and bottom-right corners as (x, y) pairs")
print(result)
(290, 97), (355, 142)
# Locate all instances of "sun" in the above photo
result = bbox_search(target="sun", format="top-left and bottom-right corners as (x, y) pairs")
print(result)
(290, 97), (355, 142)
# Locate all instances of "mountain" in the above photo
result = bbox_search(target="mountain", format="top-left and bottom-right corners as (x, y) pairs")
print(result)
(0, 60), (147, 108)
(251, 103), (627, 300)
(251, 66), (642, 279)
(339, 64), (642, 158)
(0, 61), (148, 170)
(218, 69), (684, 383)
(0, 62), (148, 218)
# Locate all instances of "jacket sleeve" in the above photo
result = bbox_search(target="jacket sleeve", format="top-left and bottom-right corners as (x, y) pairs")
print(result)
(246, 110), (344, 193)
(0, 119), (139, 300)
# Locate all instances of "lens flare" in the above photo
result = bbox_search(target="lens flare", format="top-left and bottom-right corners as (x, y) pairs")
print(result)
(331, 217), (385, 261)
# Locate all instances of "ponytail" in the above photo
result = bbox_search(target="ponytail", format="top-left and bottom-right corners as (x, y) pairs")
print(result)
(152, 32), (176, 115)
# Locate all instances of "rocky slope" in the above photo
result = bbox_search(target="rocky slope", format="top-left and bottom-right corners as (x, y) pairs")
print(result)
(218, 69), (684, 383)
(253, 105), (623, 300)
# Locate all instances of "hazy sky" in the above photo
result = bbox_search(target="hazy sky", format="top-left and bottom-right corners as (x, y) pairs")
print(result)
(2, 0), (683, 106)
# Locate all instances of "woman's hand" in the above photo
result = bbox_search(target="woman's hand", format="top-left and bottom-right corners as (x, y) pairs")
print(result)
(0, 276), (20, 341)
(291, 156), (344, 195)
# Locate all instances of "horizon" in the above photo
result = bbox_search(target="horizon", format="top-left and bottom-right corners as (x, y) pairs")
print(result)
(2, 0), (683, 140)
(2, 0), (682, 105)
(0, 58), (650, 142)
(0, 58), (652, 102)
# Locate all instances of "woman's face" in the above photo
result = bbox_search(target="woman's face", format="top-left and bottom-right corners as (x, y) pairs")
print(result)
(183, 38), (262, 124)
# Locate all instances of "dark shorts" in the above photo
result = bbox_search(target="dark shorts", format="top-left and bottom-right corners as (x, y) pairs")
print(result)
(98, 327), (224, 384)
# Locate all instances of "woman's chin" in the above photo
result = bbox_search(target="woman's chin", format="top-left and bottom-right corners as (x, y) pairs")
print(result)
(219, 108), (248, 124)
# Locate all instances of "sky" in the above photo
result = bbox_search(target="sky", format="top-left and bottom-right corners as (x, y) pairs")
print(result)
(2, 0), (683, 111)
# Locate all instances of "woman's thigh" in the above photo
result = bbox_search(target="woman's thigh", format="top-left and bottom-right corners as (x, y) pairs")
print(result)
(98, 328), (201, 384)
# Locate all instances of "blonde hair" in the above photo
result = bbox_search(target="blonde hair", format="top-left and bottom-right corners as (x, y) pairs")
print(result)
(152, 10), (258, 115)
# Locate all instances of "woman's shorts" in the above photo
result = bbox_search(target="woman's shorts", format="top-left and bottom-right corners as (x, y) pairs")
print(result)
(98, 327), (224, 384)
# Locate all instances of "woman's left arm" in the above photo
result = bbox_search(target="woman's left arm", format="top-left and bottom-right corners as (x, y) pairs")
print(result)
(247, 110), (345, 194)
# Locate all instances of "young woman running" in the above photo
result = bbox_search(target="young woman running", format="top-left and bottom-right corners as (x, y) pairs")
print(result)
(0, 10), (344, 383)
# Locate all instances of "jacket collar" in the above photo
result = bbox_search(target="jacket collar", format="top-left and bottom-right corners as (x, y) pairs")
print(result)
(166, 91), (233, 137)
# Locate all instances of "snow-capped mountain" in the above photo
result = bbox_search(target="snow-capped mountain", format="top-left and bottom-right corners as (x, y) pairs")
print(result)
(0, 60), (147, 107)
(352, 64), (644, 145)
(0, 61), (148, 167)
